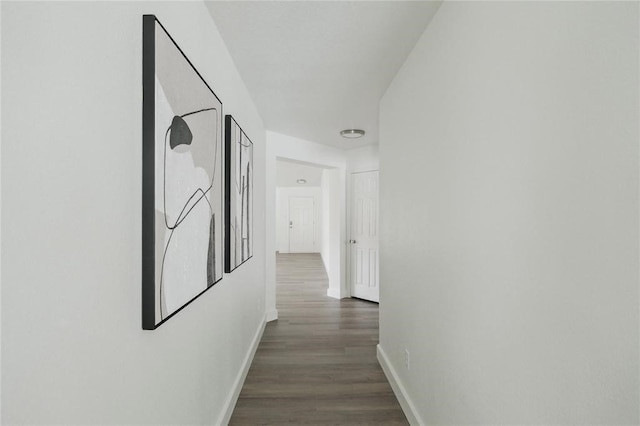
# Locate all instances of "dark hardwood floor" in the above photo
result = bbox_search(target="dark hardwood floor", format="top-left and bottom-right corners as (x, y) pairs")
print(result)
(229, 253), (408, 425)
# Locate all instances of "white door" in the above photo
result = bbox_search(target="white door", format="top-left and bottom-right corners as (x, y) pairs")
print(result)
(289, 197), (315, 253)
(350, 171), (379, 302)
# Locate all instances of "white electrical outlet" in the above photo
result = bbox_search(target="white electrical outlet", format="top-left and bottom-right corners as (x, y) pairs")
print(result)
(405, 349), (410, 370)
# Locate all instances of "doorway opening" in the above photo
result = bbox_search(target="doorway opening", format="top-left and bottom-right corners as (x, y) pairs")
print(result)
(275, 159), (339, 284)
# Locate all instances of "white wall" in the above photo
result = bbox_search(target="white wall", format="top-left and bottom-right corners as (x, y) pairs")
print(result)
(379, 2), (639, 424)
(346, 145), (379, 173)
(0, 2), (4, 420)
(321, 168), (345, 299)
(321, 171), (332, 273)
(2, 2), (266, 424)
(266, 131), (348, 307)
(276, 186), (322, 253)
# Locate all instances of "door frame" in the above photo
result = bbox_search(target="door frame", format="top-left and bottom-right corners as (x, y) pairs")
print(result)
(346, 167), (380, 299)
(266, 149), (348, 324)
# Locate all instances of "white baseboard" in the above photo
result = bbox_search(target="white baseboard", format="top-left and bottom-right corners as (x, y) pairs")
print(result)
(216, 316), (266, 425)
(265, 309), (278, 322)
(326, 288), (341, 299)
(377, 344), (424, 426)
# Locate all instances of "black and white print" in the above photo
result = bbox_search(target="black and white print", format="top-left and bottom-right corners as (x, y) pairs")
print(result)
(225, 115), (253, 272)
(142, 15), (223, 329)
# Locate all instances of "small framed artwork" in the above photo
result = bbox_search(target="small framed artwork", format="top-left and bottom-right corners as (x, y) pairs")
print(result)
(142, 15), (223, 330)
(225, 115), (254, 272)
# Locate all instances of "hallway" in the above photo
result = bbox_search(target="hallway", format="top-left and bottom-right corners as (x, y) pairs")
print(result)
(230, 253), (407, 424)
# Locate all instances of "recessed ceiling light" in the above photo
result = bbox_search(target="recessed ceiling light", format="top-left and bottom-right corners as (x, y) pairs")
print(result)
(340, 129), (365, 139)
(296, 179), (307, 184)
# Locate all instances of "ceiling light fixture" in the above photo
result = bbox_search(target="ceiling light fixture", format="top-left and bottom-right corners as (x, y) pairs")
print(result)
(340, 129), (365, 139)
(296, 179), (307, 184)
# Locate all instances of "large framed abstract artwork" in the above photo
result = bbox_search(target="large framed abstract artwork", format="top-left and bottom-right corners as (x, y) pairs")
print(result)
(142, 15), (223, 330)
(225, 115), (253, 272)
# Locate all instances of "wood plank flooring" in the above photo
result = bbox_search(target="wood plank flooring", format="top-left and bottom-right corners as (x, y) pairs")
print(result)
(229, 253), (408, 425)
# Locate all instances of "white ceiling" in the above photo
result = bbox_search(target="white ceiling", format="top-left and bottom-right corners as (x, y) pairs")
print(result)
(205, 1), (441, 149)
(276, 159), (325, 187)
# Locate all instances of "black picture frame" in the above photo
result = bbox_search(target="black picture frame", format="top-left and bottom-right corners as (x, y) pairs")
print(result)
(225, 115), (254, 272)
(142, 15), (224, 330)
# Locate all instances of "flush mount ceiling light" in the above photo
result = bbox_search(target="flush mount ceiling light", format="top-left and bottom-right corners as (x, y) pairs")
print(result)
(340, 129), (365, 139)
(296, 179), (307, 184)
